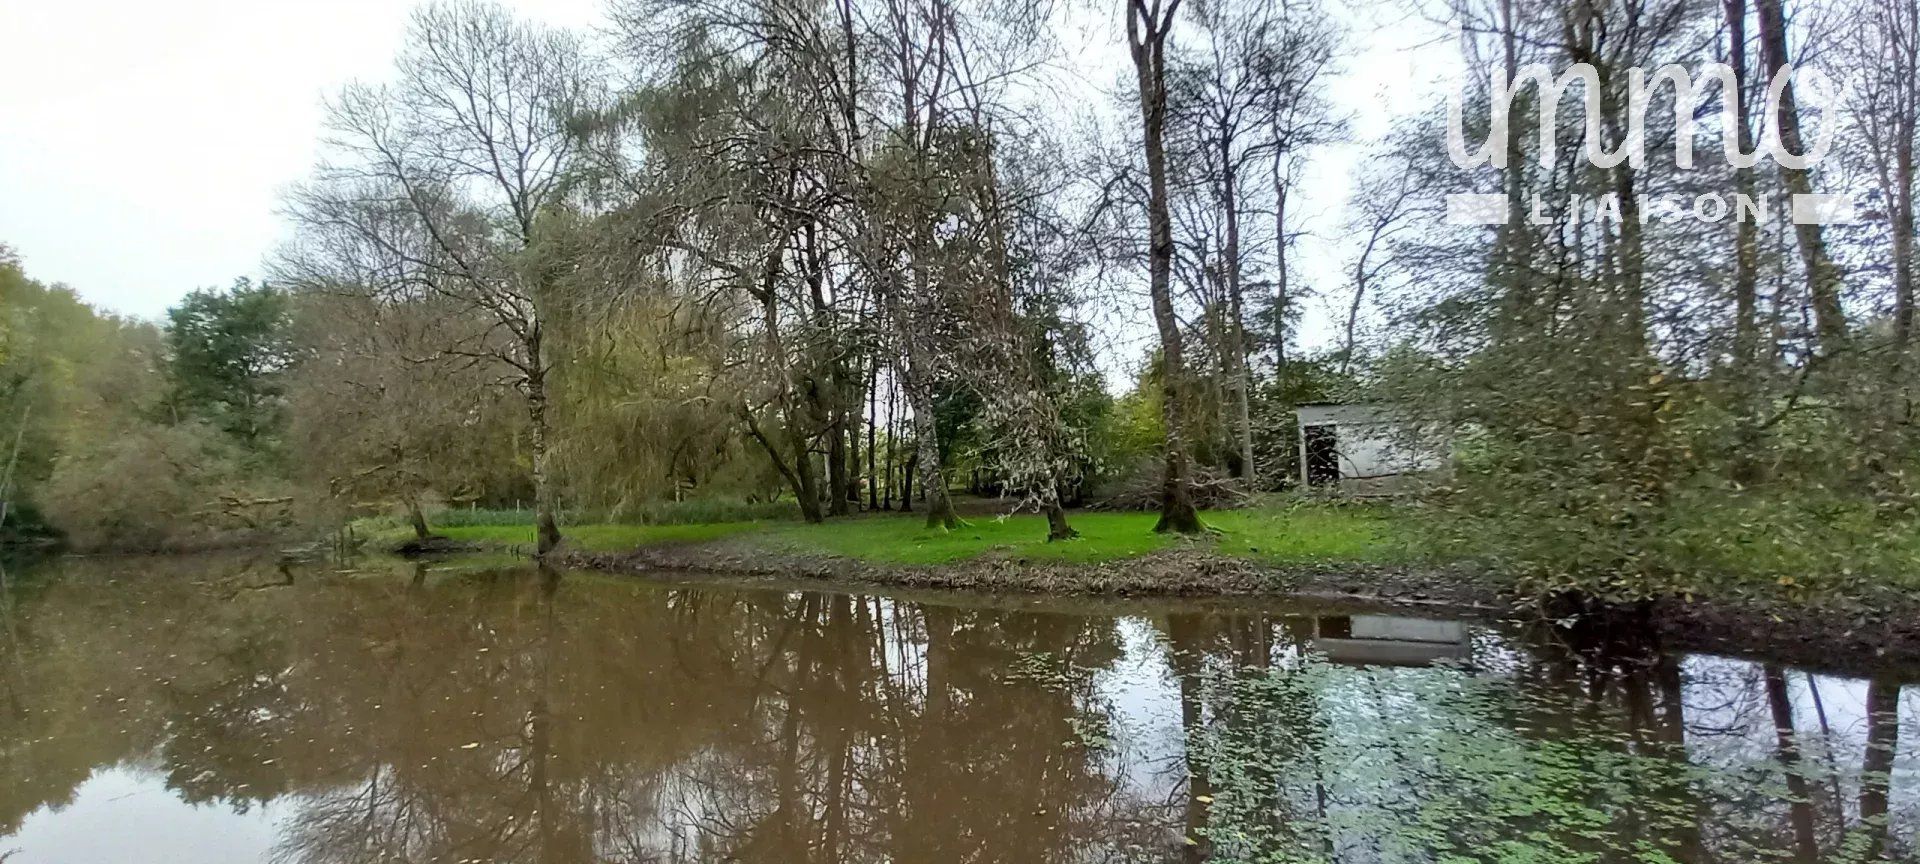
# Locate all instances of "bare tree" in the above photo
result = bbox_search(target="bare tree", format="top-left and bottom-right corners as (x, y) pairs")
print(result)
(283, 291), (523, 541)
(1128, 0), (1205, 534)
(1260, 12), (1340, 380)
(1843, 0), (1919, 355)
(283, 1), (593, 557)
(1725, 0), (1765, 375)
(1170, 0), (1340, 482)
(1756, 0), (1850, 354)
(1170, 3), (1261, 483)
(1339, 152), (1428, 376)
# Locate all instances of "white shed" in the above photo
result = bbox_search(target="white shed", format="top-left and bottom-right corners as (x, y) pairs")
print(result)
(1294, 402), (1436, 493)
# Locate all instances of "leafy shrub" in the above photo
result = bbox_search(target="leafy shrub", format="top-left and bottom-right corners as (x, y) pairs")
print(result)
(41, 422), (293, 551)
(0, 499), (59, 546)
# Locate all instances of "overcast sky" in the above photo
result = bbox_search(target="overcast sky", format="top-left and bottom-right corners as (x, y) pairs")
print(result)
(0, 0), (1450, 348)
(0, 0), (600, 320)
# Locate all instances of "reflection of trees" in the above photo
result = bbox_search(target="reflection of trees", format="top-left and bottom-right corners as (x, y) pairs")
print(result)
(684, 594), (1130, 864)
(1, 558), (1140, 863)
(7, 557), (1920, 864)
(0, 555), (270, 835)
(1, 563), (22, 723)
(1766, 664), (1824, 863)
(1860, 676), (1901, 861)
(1162, 615), (1214, 864)
(1162, 613), (1335, 863)
(1164, 612), (1918, 864)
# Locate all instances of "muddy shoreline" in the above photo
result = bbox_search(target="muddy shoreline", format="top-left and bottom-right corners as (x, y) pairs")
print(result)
(561, 540), (1920, 679)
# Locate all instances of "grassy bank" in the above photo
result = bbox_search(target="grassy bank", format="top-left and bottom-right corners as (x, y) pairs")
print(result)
(429, 521), (762, 552)
(347, 497), (1920, 673)
(753, 504), (1412, 566)
(370, 498), (1413, 567)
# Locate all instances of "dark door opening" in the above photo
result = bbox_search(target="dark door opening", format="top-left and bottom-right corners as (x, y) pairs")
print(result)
(1304, 424), (1339, 488)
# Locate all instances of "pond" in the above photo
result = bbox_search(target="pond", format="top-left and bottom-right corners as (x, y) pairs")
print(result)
(0, 554), (1913, 863)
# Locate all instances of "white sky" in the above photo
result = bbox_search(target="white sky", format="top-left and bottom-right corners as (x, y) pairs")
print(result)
(0, 0), (600, 320)
(0, 0), (1452, 342)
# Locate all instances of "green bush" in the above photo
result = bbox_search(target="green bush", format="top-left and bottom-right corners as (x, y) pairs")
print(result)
(41, 421), (294, 551)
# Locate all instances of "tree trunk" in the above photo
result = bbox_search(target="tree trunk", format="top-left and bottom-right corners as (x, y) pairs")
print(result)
(822, 373), (851, 520)
(1892, 117), (1916, 356)
(743, 407), (823, 523)
(525, 351), (562, 558)
(1490, 0), (1538, 341)
(1726, 0), (1765, 484)
(803, 222), (852, 519)
(1342, 264), (1366, 375)
(752, 235), (825, 524)
(1726, 0), (1761, 371)
(826, 408), (850, 516)
(884, 376), (897, 510)
(901, 449), (916, 513)
(889, 213), (956, 529)
(788, 421), (825, 523)
(1130, 0), (1204, 535)
(1765, 666), (1821, 864)
(406, 496), (431, 541)
(901, 355), (957, 529)
(1755, 0), (1848, 355)
(975, 122), (1077, 541)
(1042, 485), (1078, 541)
(1271, 139), (1290, 371)
(845, 384), (862, 509)
(886, 9), (959, 533)
(1271, 145), (1298, 485)
(1221, 147), (1256, 484)
(821, 414), (844, 514)
(867, 358), (880, 510)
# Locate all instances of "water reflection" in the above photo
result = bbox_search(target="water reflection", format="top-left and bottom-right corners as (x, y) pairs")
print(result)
(0, 555), (1914, 863)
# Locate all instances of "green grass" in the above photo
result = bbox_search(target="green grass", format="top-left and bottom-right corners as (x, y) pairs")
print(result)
(369, 499), (1411, 567)
(755, 511), (1184, 565)
(1207, 501), (1413, 564)
(747, 501), (1408, 566)
(431, 521), (759, 552)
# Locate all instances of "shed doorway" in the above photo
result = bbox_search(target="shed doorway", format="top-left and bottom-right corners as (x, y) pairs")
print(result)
(1303, 424), (1339, 488)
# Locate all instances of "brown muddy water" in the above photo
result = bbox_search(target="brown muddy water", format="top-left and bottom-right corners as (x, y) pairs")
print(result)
(0, 554), (1914, 863)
